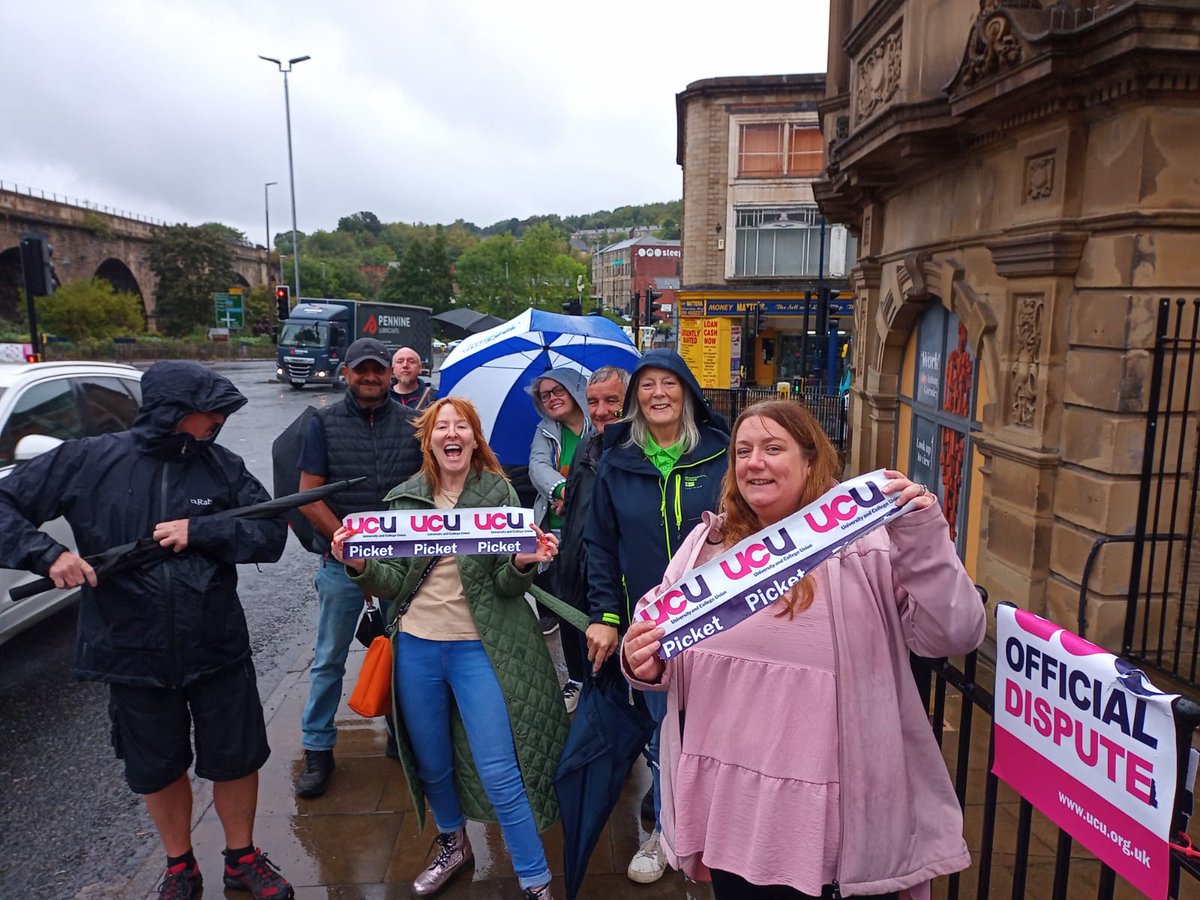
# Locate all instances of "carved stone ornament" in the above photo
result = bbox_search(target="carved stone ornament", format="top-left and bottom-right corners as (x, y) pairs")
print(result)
(960, 6), (1027, 89)
(856, 27), (903, 124)
(1009, 295), (1043, 428)
(1025, 153), (1055, 201)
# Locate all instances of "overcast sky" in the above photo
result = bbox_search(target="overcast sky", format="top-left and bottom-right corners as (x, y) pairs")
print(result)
(1, 1), (828, 244)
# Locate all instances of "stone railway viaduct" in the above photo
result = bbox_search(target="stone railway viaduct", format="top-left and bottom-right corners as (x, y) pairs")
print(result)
(0, 186), (272, 329)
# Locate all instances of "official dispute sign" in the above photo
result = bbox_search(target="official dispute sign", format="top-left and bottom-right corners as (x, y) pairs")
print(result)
(638, 470), (911, 659)
(341, 507), (538, 559)
(994, 605), (1178, 898)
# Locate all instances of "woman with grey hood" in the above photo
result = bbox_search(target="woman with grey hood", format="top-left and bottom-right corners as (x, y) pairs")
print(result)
(527, 366), (594, 709)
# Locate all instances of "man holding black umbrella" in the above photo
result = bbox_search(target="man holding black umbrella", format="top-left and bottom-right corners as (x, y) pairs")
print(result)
(0, 361), (292, 900)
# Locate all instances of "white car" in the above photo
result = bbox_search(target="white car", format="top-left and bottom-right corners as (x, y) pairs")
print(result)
(432, 339), (448, 352)
(0, 361), (143, 646)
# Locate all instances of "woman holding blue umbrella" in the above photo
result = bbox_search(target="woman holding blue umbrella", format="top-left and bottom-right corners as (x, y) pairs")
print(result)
(582, 348), (729, 884)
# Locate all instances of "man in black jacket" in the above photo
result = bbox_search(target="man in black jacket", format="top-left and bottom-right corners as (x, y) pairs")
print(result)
(555, 365), (629, 685)
(0, 361), (292, 900)
(294, 338), (423, 797)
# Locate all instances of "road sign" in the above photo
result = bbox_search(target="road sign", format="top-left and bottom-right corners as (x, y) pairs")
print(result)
(214, 292), (245, 329)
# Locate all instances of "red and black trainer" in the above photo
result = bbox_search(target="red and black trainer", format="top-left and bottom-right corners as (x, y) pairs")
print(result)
(223, 848), (294, 899)
(156, 861), (202, 899)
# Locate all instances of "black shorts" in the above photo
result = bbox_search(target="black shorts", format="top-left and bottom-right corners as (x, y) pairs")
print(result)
(107, 660), (270, 794)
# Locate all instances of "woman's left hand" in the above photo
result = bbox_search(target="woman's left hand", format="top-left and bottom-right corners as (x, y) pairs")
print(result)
(882, 469), (937, 510)
(514, 523), (558, 570)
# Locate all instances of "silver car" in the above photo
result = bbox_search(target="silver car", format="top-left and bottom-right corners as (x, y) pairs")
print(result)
(0, 361), (143, 647)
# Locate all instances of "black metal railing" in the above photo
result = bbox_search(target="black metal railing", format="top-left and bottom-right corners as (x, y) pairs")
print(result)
(702, 386), (848, 453)
(1125, 298), (1200, 686)
(912, 592), (1200, 899)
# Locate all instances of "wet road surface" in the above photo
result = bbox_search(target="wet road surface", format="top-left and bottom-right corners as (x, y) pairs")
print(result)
(0, 361), (343, 898)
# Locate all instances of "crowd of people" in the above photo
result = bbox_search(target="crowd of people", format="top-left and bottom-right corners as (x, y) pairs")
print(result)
(0, 337), (984, 900)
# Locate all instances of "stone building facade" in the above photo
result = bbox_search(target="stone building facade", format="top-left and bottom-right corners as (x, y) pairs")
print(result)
(676, 75), (857, 389)
(815, 0), (1200, 649)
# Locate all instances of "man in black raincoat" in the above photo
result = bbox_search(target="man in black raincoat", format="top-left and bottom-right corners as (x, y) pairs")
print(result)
(0, 361), (293, 900)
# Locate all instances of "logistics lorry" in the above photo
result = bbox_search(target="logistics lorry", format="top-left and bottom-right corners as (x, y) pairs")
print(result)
(276, 299), (432, 388)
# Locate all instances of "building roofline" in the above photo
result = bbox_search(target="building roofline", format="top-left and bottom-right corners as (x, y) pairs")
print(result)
(676, 72), (827, 166)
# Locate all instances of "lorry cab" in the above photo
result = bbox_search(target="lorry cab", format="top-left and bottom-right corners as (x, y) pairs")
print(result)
(276, 299), (433, 389)
(276, 301), (352, 388)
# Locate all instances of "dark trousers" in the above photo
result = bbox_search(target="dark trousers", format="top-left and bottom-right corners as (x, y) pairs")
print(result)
(534, 566), (587, 683)
(710, 870), (898, 900)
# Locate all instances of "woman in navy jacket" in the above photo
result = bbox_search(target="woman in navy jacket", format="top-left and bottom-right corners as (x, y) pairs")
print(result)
(582, 348), (728, 884)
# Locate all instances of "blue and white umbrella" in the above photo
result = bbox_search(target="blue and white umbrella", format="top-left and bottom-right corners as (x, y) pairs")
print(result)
(438, 309), (640, 466)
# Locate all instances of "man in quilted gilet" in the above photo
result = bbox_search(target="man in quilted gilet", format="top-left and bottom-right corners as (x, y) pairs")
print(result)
(294, 338), (422, 797)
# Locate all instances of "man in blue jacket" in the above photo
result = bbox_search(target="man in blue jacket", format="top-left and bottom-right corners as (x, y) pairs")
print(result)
(0, 361), (292, 900)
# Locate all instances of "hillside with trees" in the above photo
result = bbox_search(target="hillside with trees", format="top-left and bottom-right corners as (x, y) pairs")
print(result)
(267, 199), (681, 319)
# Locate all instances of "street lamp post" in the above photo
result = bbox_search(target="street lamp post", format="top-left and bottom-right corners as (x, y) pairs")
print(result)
(264, 180), (277, 280)
(259, 54), (310, 301)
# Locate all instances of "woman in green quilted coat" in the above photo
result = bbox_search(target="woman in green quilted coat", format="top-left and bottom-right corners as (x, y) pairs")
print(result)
(332, 396), (566, 900)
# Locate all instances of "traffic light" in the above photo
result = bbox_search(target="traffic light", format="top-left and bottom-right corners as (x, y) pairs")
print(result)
(815, 287), (831, 336)
(19, 235), (54, 299)
(275, 285), (291, 319)
(646, 288), (663, 305)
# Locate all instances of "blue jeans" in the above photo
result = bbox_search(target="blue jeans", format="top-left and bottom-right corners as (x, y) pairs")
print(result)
(395, 633), (551, 890)
(640, 688), (668, 830)
(301, 557), (365, 751)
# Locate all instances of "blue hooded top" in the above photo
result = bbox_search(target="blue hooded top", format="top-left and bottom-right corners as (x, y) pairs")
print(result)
(582, 349), (729, 628)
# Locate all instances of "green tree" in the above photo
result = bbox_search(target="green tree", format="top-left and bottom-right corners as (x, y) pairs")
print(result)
(36, 278), (144, 342)
(148, 224), (235, 336)
(297, 257), (369, 299)
(242, 285), (276, 336)
(337, 211), (383, 236)
(378, 232), (455, 312)
(455, 234), (521, 317)
(199, 222), (247, 244)
(303, 229), (359, 259)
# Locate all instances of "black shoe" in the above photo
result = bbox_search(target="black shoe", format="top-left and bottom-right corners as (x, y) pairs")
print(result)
(639, 785), (654, 824)
(539, 614), (560, 635)
(157, 862), (202, 899)
(223, 847), (294, 898)
(296, 748), (334, 798)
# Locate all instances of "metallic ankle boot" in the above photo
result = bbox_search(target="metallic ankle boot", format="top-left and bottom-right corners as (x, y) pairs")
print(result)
(522, 883), (555, 900)
(411, 828), (472, 896)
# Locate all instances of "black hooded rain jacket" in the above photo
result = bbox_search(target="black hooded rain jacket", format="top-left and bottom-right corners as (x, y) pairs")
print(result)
(0, 361), (286, 688)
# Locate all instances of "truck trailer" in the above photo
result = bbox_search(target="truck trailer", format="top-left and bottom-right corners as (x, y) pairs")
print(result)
(276, 299), (433, 388)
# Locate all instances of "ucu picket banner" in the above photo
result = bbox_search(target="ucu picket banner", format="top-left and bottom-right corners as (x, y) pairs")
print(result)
(341, 507), (538, 559)
(640, 470), (913, 660)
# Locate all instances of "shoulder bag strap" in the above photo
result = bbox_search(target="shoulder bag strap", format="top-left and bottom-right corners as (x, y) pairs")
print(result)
(387, 556), (440, 632)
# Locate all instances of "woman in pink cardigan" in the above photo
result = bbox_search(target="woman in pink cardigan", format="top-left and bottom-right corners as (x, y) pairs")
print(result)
(621, 400), (985, 900)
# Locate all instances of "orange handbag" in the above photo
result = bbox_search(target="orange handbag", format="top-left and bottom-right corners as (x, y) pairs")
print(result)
(347, 558), (437, 718)
(348, 635), (392, 718)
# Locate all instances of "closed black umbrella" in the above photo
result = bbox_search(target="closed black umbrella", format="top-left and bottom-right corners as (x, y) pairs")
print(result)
(554, 661), (656, 900)
(272, 405), (320, 552)
(9, 477), (364, 602)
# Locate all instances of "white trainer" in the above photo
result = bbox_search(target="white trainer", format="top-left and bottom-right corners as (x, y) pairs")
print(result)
(626, 830), (667, 883)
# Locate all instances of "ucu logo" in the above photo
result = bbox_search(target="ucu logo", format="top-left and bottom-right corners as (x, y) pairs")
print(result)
(803, 483), (887, 533)
(718, 528), (796, 580)
(639, 574), (714, 626)
(344, 514), (400, 535)
(474, 512), (525, 530)
(411, 513), (461, 532)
